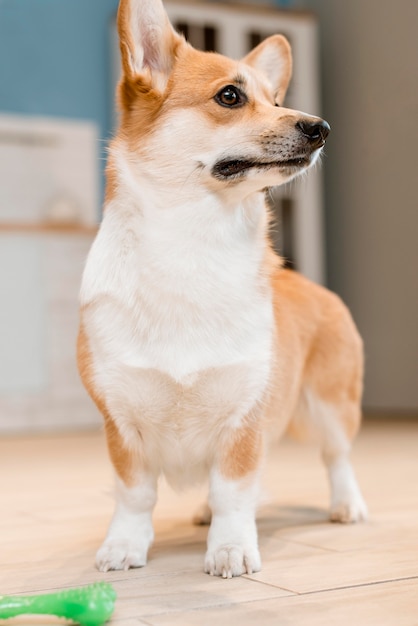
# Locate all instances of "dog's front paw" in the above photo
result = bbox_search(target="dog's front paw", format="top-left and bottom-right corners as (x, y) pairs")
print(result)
(204, 544), (261, 578)
(330, 492), (368, 523)
(96, 538), (150, 572)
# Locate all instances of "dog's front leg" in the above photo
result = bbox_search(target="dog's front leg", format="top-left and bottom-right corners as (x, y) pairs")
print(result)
(95, 420), (157, 572)
(96, 472), (157, 572)
(205, 427), (263, 578)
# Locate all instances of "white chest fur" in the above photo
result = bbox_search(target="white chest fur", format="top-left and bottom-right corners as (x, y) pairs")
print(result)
(81, 187), (274, 381)
(80, 180), (274, 483)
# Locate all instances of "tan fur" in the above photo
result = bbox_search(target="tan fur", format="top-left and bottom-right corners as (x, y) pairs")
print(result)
(265, 269), (363, 446)
(104, 158), (119, 205)
(77, 324), (142, 486)
(220, 424), (263, 481)
(116, 0), (136, 78)
(113, 37), (301, 154)
(243, 35), (293, 104)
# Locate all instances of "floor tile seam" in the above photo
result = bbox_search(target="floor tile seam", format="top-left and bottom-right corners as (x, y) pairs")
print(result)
(242, 575), (298, 595)
(276, 537), (400, 556)
(276, 537), (339, 553)
(135, 588), (298, 619)
(1, 570), (199, 596)
(272, 530), (418, 554)
(9, 573), (418, 599)
(111, 618), (152, 626)
(117, 618), (153, 626)
(295, 574), (418, 597)
(113, 568), (204, 585)
(136, 575), (418, 620)
(114, 567), (200, 584)
(13, 563), (240, 590)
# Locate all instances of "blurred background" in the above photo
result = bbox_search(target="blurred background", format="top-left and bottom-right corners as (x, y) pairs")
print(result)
(0, 0), (417, 434)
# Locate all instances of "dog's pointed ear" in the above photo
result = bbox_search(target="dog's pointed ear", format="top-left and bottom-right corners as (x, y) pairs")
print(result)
(243, 35), (292, 105)
(117, 0), (183, 87)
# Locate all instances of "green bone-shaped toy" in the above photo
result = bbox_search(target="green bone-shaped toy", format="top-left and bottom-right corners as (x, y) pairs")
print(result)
(0, 582), (116, 626)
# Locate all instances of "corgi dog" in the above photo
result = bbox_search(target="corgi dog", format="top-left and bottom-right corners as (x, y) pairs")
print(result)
(78, 0), (367, 578)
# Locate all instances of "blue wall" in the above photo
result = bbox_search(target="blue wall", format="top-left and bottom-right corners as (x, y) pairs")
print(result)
(0, 0), (120, 200)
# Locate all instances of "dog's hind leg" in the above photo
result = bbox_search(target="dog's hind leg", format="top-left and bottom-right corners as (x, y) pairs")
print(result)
(288, 299), (368, 523)
(291, 388), (368, 522)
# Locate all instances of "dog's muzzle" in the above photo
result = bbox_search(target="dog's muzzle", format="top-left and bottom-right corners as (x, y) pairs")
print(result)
(211, 117), (331, 181)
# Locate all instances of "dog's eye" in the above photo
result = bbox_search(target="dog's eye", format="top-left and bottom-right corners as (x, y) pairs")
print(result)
(215, 85), (246, 108)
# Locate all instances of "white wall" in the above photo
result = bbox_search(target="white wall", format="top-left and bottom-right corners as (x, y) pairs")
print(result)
(308, 0), (418, 412)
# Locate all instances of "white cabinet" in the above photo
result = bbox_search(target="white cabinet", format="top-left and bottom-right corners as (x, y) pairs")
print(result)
(0, 116), (100, 433)
(0, 228), (100, 433)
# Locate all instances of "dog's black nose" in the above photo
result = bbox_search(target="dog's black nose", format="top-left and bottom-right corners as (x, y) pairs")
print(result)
(296, 119), (330, 148)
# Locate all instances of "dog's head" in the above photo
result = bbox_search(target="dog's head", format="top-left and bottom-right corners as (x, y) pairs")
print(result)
(113, 0), (330, 202)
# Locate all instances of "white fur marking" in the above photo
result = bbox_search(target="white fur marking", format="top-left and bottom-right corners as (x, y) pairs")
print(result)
(96, 475), (157, 571)
(205, 469), (261, 577)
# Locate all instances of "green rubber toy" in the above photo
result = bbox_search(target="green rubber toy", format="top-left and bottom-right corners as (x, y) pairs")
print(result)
(0, 582), (116, 626)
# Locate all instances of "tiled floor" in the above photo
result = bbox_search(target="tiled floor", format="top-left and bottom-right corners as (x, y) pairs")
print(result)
(1, 418), (417, 625)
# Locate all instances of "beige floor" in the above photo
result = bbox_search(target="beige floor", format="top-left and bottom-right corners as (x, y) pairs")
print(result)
(1, 418), (417, 625)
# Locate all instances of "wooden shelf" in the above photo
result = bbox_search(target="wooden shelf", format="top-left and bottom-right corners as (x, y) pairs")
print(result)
(0, 222), (98, 236)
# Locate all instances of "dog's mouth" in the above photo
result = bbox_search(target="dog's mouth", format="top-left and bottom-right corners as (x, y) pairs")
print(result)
(212, 157), (311, 180)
